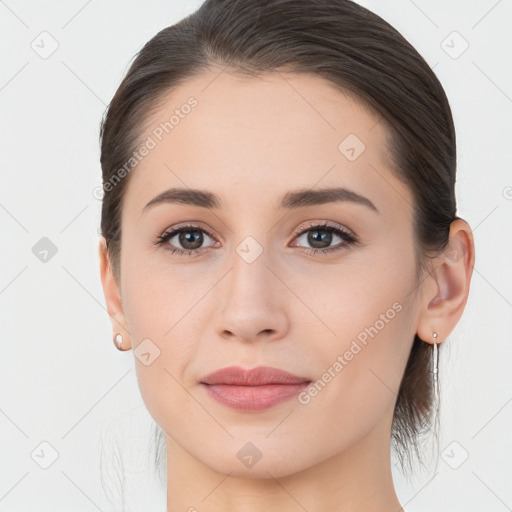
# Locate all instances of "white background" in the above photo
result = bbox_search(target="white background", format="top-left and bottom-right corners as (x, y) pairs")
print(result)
(1, 1), (511, 511)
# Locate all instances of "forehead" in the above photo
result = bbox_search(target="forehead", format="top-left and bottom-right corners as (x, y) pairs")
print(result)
(122, 69), (412, 220)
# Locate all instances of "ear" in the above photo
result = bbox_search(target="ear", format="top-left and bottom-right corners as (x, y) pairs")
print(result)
(98, 236), (132, 350)
(416, 219), (475, 344)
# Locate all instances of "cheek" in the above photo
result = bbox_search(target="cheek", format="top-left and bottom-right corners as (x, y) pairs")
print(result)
(119, 249), (202, 407)
(292, 291), (413, 456)
(121, 241), (196, 339)
(122, 268), (204, 434)
(122, 266), (205, 368)
(299, 248), (416, 395)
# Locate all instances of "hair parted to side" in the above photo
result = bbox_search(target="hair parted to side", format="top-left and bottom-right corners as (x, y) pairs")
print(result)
(99, 0), (462, 478)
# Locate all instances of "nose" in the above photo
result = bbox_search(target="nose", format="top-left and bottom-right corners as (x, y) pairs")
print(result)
(214, 244), (289, 344)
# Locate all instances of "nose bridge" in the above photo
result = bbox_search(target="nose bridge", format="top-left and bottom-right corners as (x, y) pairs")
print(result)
(214, 230), (288, 341)
(228, 232), (274, 302)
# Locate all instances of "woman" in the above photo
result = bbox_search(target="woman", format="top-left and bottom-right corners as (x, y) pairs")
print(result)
(98, 0), (475, 510)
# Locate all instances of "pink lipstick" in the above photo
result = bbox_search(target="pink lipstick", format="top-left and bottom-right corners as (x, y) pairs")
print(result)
(200, 365), (311, 412)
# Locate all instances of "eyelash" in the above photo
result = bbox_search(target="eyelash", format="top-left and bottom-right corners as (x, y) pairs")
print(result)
(154, 222), (358, 257)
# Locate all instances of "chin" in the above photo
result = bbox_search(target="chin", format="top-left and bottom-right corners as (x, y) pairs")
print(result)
(194, 439), (317, 479)
(207, 458), (305, 479)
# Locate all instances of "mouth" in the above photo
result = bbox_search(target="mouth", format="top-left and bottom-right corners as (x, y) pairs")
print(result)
(200, 365), (312, 412)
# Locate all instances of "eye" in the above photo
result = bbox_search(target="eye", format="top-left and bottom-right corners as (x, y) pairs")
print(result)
(155, 224), (217, 257)
(155, 221), (358, 257)
(291, 222), (358, 255)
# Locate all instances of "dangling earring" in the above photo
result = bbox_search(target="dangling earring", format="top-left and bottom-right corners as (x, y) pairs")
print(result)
(432, 331), (439, 405)
(114, 333), (124, 351)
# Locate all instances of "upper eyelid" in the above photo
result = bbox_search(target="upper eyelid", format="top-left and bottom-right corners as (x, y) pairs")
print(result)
(294, 221), (354, 237)
(160, 223), (215, 239)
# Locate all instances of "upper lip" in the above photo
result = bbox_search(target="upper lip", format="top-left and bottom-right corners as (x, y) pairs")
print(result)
(201, 366), (311, 386)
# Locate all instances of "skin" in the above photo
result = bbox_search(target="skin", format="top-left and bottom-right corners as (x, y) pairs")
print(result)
(99, 69), (475, 512)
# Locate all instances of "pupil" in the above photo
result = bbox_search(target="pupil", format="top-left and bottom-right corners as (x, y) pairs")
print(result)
(180, 230), (203, 249)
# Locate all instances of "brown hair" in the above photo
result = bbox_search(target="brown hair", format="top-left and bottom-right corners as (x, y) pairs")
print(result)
(99, 0), (462, 475)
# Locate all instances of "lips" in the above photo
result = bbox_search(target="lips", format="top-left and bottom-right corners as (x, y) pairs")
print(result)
(200, 366), (312, 412)
(200, 365), (311, 386)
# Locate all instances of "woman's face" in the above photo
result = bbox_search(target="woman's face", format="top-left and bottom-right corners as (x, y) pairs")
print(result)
(114, 70), (423, 477)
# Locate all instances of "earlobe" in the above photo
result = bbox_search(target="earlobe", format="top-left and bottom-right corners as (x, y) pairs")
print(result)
(416, 219), (475, 343)
(98, 237), (132, 349)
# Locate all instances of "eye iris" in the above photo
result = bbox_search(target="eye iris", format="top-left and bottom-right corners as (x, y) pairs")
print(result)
(308, 229), (332, 249)
(179, 230), (203, 250)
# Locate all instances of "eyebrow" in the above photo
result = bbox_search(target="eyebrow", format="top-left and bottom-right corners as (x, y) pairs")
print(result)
(142, 186), (379, 214)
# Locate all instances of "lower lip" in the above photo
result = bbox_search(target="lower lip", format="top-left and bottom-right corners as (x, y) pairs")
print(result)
(201, 382), (311, 412)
